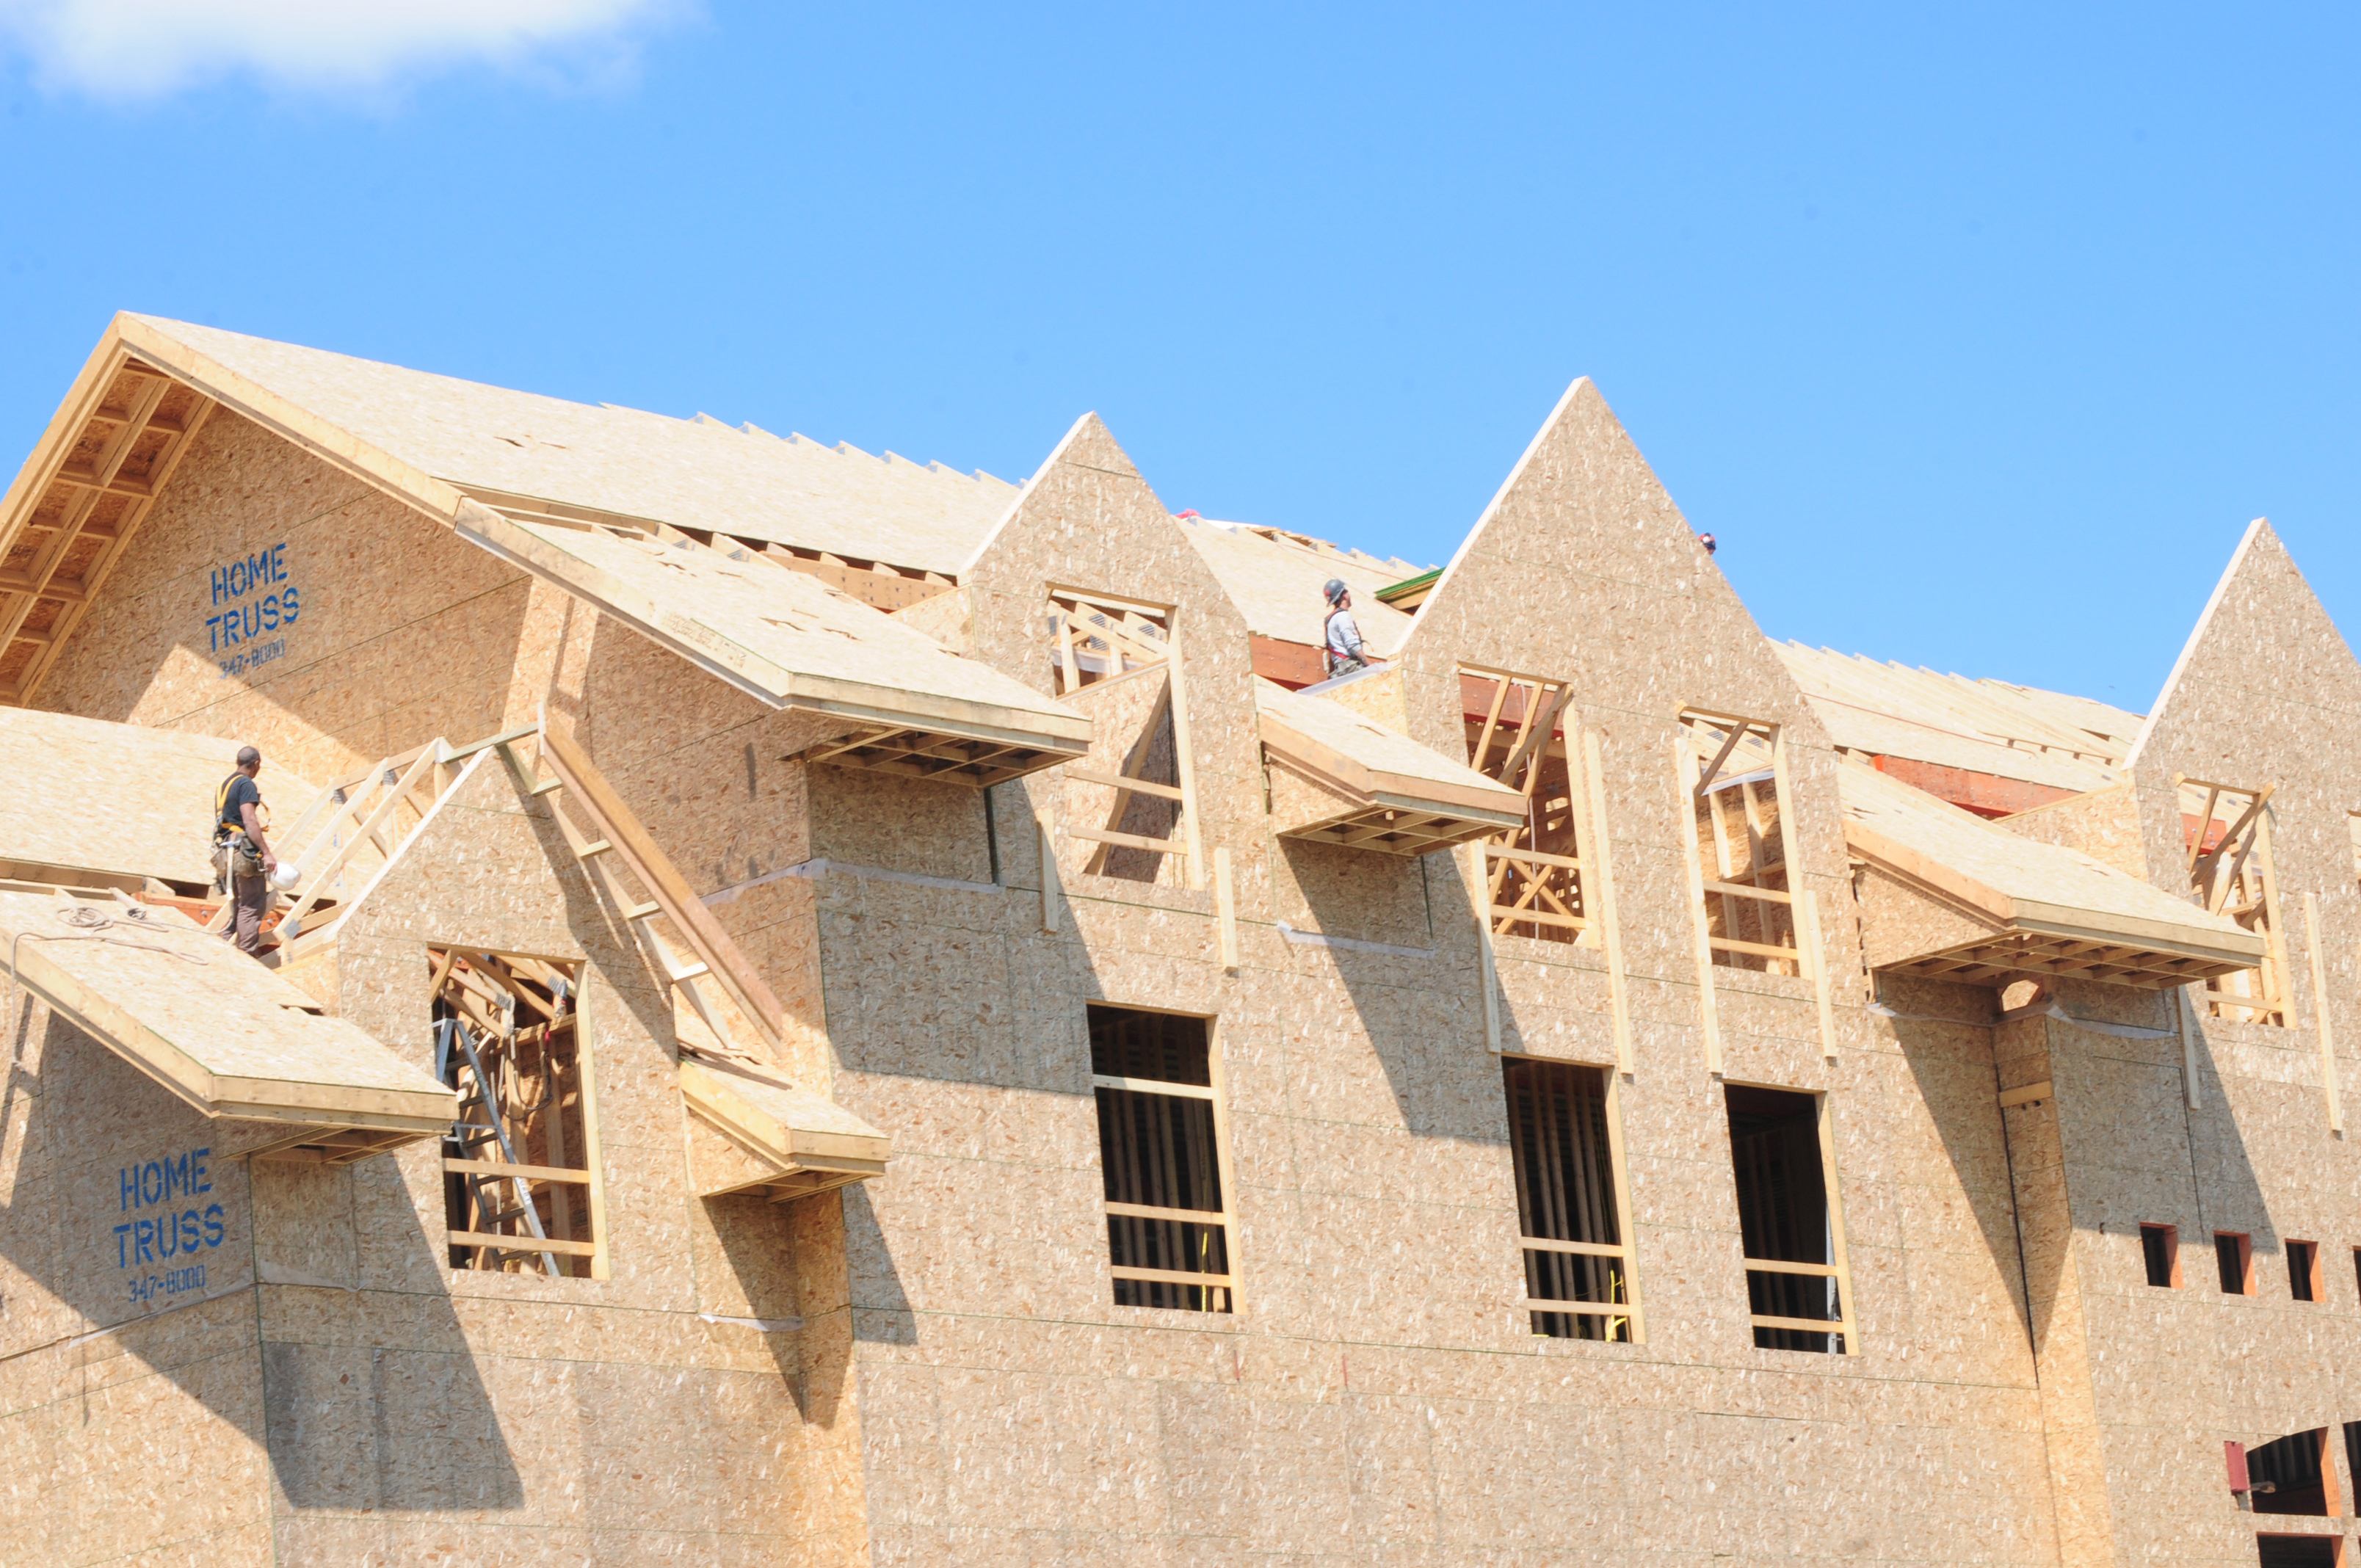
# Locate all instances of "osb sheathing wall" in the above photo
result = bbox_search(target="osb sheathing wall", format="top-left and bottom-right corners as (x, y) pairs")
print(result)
(0, 752), (857, 1564)
(2050, 520), (2361, 1567)
(349, 752), (855, 1561)
(20, 352), (2325, 1561)
(0, 994), (275, 1562)
(780, 400), (2068, 1563)
(33, 409), (558, 780)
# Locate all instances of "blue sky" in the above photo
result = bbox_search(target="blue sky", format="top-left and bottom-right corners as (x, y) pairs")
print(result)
(1, 4), (2354, 709)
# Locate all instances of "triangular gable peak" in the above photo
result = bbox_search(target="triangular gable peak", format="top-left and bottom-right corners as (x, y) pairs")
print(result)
(1, 315), (1084, 788)
(961, 413), (1255, 680)
(1395, 376), (1836, 758)
(961, 415), (1264, 884)
(2123, 519), (2361, 899)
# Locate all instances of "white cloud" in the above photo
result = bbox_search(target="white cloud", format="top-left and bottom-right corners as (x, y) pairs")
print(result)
(0, 0), (683, 99)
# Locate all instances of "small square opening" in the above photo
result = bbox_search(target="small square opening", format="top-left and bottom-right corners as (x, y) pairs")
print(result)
(2140, 1224), (2180, 1288)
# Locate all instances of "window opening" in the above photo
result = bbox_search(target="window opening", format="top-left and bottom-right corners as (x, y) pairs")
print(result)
(2141, 1223), (2181, 1288)
(1048, 587), (1169, 694)
(2183, 780), (2289, 1025)
(1089, 1006), (1233, 1313)
(432, 947), (599, 1278)
(1680, 712), (1801, 976)
(2216, 1231), (2256, 1296)
(1503, 1058), (1639, 1341)
(2257, 1539), (2343, 1568)
(1724, 1084), (1854, 1353)
(2249, 1428), (2337, 1517)
(2290, 1240), (2320, 1302)
(1048, 586), (1202, 888)
(1462, 667), (1586, 944)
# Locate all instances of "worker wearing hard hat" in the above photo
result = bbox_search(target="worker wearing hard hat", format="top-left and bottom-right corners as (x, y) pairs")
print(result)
(212, 746), (280, 956)
(1322, 578), (1370, 679)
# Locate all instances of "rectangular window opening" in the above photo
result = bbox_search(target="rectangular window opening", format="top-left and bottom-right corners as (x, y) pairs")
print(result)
(432, 947), (599, 1279)
(1462, 667), (1586, 945)
(2249, 1428), (2336, 1517)
(2257, 1536), (2343, 1568)
(1048, 587), (1170, 694)
(2140, 1223), (2181, 1288)
(2183, 779), (2288, 1026)
(1503, 1058), (1636, 1342)
(2216, 1230), (2256, 1296)
(2290, 1241), (2320, 1302)
(1681, 712), (1802, 976)
(1725, 1084), (1852, 1354)
(1089, 1005), (1233, 1313)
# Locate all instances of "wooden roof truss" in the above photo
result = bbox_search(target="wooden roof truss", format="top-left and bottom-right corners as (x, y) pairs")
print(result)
(2180, 776), (2290, 1026)
(1680, 711), (1803, 976)
(509, 718), (787, 1057)
(506, 720), (890, 1199)
(1, 356), (215, 705)
(261, 730), (528, 960)
(1464, 667), (1588, 942)
(1872, 924), (2253, 989)
(1049, 587), (1170, 694)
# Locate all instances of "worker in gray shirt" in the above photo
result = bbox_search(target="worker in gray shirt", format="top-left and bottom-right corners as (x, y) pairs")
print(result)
(1322, 578), (1369, 678)
(212, 746), (280, 957)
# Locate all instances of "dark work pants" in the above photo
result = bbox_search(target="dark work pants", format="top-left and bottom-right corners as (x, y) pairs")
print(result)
(227, 871), (267, 957)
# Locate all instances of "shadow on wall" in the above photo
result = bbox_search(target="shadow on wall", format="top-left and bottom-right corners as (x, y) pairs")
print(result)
(841, 1184), (915, 1346)
(257, 1160), (523, 1513)
(1890, 975), (2271, 1360)
(0, 1008), (523, 1517)
(1284, 838), (1508, 1144)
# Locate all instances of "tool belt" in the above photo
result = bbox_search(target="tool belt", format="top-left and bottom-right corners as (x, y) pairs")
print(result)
(213, 830), (265, 883)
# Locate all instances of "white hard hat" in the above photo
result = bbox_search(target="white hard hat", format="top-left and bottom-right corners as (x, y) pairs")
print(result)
(270, 862), (301, 891)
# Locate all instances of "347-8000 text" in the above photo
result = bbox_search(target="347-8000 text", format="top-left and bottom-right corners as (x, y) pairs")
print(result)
(128, 1264), (205, 1304)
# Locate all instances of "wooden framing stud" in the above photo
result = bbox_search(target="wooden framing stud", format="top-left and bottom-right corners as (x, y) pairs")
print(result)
(2305, 891), (2343, 1135)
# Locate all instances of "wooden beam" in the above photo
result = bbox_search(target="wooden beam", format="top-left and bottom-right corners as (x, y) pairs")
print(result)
(537, 719), (785, 1045)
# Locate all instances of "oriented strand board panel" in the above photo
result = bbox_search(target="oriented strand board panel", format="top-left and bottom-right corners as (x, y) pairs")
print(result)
(0, 886), (452, 1131)
(680, 1054), (891, 1193)
(1179, 515), (1423, 653)
(1255, 675), (1525, 848)
(458, 507), (1092, 752)
(0, 705), (318, 888)
(116, 314), (1018, 575)
(1838, 761), (2261, 973)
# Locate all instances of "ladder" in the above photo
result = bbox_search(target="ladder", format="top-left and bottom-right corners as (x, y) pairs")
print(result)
(497, 719), (786, 1067)
(434, 1013), (563, 1277)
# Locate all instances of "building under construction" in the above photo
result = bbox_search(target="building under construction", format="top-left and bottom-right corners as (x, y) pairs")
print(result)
(0, 313), (2355, 1566)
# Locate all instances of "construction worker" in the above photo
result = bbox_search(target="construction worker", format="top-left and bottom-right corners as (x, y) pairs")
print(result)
(213, 746), (278, 957)
(1322, 578), (1369, 678)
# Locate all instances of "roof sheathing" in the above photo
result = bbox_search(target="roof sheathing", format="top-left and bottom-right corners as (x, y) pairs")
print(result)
(120, 315), (1018, 577)
(0, 707), (319, 890)
(1178, 517), (1424, 655)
